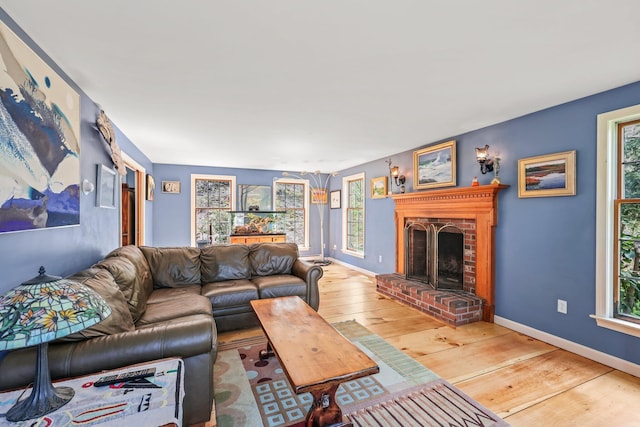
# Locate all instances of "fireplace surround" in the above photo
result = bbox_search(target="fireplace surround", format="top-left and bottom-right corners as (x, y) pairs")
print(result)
(377, 185), (508, 325)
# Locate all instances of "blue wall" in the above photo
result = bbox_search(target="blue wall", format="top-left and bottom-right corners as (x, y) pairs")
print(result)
(0, 10), (152, 293)
(328, 81), (640, 365)
(151, 163), (322, 256)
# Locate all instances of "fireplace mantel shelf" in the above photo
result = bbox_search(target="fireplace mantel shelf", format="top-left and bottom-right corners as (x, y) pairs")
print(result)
(391, 184), (509, 322)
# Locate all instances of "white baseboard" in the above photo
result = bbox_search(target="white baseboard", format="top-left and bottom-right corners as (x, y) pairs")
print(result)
(325, 257), (376, 277)
(494, 315), (640, 378)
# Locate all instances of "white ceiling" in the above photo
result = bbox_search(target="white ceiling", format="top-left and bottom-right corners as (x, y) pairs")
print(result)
(1, 1), (639, 173)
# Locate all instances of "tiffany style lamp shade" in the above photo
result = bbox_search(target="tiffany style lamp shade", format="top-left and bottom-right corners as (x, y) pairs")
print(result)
(0, 267), (112, 421)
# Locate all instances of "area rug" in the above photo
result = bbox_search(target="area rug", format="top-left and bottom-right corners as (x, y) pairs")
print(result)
(214, 320), (508, 427)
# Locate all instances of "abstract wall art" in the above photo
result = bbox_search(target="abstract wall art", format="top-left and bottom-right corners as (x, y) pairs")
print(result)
(0, 20), (81, 233)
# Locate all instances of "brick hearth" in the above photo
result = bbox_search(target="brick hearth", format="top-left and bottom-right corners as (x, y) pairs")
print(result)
(376, 273), (483, 326)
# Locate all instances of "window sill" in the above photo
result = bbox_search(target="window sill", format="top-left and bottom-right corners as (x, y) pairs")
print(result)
(341, 249), (365, 259)
(590, 314), (640, 338)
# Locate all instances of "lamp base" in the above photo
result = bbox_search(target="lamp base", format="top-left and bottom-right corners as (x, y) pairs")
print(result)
(6, 342), (75, 421)
(6, 385), (74, 422)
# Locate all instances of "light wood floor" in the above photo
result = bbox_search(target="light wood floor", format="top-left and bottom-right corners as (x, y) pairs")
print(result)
(203, 263), (640, 426)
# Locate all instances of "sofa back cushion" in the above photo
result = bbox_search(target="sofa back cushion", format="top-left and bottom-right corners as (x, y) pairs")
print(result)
(201, 244), (251, 283)
(104, 245), (154, 301)
(140, 246), (202, 288)
(60, 267), (135, 341)
(95, 256), (147, 322)
(249, 243), (299, 276)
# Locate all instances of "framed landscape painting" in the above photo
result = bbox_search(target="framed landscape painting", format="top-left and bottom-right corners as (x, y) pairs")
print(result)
(518, 150), (576, 198)
(413, 140), (456, 190)
(370, 176), (387, 199)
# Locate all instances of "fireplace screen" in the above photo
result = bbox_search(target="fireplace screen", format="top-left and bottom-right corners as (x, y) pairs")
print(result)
(405, 221), (464, 290)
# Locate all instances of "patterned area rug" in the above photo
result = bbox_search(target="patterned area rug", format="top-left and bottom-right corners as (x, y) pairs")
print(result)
(214, 320), (509, 427)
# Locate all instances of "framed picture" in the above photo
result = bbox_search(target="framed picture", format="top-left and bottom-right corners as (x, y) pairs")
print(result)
(238, 185), (271, 210)
(96, 164), (117, 208)
(162, 180), (181, 194)
(413, 140), (457, 190)
(311, 188), (328, 204)
(371, 176), (388, 199)
(518, 150), (576, 198)
(146, 174), (155, 201)
(330, 190), (341, 209)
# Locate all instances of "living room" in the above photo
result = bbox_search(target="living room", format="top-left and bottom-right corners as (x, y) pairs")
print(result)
(1, 2), (640, 425)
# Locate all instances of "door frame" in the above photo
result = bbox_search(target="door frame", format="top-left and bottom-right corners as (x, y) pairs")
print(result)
(121, 152), (146, 246)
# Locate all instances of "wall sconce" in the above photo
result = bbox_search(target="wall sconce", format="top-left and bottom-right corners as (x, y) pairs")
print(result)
(82, 179), (95, 195)
(386, 159), (406, 192)
(475, 145), (495, 175)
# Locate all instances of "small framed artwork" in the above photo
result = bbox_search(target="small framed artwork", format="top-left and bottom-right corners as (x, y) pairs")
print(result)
(96, 164), (117, 208)
(162, 180), (181, 194)
(370, 176), (388, 199)
(518, 150), (576, 198)
(238, 184), (271, 210)
(330, 190), (341, 209)
(311, 188), (328, 204)
(413, 140), (457, 190)
(146, 174), (155, 201)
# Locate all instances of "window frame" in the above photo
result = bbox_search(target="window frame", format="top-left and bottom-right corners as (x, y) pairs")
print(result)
(341, 172), (365, 258)
(190, 174), (236, 247)
(273, 178), (310, 251)
(593, 103), (640, 336)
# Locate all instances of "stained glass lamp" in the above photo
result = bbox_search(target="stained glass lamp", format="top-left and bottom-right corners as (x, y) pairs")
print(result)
(0, 266), (111, 421)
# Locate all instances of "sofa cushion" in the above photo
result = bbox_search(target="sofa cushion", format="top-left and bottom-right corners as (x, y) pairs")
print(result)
(200, 244), (251, 283)
(104, 245), (154, 301)
(252, 275), (307, 300)
(249, 243), (299, 276)
(136, 295), (213, 326)
(147, 285), (202, 304)
(95, 256), (147, 322)
(60, 268), (134, 341)
(140, 246), (202, 288)
(201, 280), (258, 314)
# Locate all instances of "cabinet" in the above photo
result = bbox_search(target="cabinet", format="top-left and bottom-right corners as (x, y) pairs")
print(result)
(229, 234), (286, 244)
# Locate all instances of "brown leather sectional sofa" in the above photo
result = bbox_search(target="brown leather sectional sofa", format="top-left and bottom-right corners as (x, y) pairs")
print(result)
(0, 242), (323, 425)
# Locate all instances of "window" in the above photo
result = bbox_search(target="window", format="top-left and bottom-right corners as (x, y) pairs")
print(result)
(274, 179), (309, 249)
(191, 174), (236, 246)
(594, 104), (640, 336)
(342, 172), (365, 257)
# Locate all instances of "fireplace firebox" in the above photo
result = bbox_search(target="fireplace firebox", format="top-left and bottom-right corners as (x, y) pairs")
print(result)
(405, 222), (464, 291)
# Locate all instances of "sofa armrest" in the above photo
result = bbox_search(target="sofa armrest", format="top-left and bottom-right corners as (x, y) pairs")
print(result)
(0, 314), (216, 390)
(291, 259), (323, 310)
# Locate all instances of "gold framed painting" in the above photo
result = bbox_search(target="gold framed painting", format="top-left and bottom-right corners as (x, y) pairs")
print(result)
(413, 140), (456, 190)
(518, 150), (576, 198)
(371, 176), (388, 199)
(311, 188), (327, 204)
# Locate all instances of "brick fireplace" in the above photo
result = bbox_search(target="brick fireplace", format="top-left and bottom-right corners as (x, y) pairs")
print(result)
(376, 184), (508, 326)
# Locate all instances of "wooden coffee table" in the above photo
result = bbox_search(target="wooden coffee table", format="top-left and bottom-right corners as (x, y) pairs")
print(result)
(250, 296), (379, 427)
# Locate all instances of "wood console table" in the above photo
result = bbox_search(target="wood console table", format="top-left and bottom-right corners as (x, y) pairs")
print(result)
(250, 296), (379, 427)
(229, 233), (286, 244)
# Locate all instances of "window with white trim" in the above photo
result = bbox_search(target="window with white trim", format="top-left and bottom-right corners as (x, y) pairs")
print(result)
(274, 179), (309, 249)
(191, 174), (235, 246)
(594, 104), (640, 336)
(342, 172), (365, 257)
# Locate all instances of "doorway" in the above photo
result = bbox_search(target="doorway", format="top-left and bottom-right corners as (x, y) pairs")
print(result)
(120, 152), (146, 246)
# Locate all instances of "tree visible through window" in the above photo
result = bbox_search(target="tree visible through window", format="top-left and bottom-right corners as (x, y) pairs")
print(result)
(274, 180), (308, 247)
(616, 119), (640, 320)
(192, 175), (235, 245)
(343, 173), (365, 255)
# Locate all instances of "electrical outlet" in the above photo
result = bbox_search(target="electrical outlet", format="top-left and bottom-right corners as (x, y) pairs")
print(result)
(378, 255), (383, 263)
(333, 244), (337, 250)
(557, 299), (567, 314)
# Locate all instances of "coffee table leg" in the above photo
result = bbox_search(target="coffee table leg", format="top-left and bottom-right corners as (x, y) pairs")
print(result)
(305, 384), (352, 427)
(259, 341), (275, 360)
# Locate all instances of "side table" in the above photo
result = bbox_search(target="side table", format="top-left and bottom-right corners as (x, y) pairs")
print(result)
(0, 358), (184, 426)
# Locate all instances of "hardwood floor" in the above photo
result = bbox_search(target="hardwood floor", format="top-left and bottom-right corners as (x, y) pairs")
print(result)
(208, 262), (640, 426)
